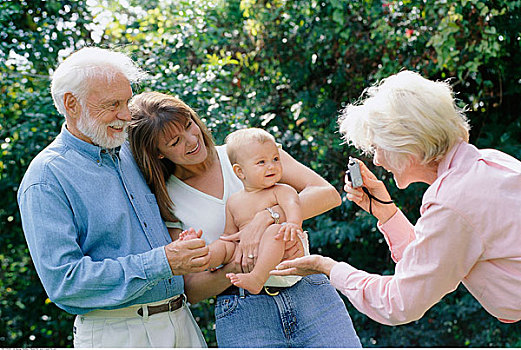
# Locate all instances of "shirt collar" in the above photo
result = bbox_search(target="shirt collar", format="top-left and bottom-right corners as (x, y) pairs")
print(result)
(437, 140), (466, 177)
(60, 123), (121, 164)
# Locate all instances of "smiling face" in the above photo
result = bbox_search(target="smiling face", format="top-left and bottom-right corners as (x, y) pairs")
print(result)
(233, 140), (282, 191)
(74, 73), (133, 148)
(157, 118), (208, 166)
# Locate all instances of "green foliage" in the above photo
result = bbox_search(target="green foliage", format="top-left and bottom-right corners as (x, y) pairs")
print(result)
(1, 0), (520, 347)
(0, 0), (93, 346)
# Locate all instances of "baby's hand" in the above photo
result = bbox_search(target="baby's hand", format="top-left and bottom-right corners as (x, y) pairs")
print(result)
(278, 222), (302, 242)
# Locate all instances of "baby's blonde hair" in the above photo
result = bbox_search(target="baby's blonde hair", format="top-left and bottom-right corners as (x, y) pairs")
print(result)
(225, 128), (276, 164)
(338, 70), (470, 170)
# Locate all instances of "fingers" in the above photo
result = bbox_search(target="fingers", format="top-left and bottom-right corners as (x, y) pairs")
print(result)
(178, 238), (207, 249)
(232, 246), (253, 273)
(243, 253), (255, 273)
(282, 242), (299, 260)
(252, 246), (258, 266)
(292, 227), (302, 241)
(284, 227), (298, 242)
(282, 238), (304, 260)
(190, 254), (211, 268)
(277, 256), (315, 271)
(357, 159), (378, 180)
(242, 247), (255, 273)
(344, 183), (364, 203)
(278, 224), (302, 242)
(283, 226), (291, 241)
(220, 232), (241, 242)
(269, 267), (299, 276)
(165, 239), (211, 274)
(271, 258), (307, 276)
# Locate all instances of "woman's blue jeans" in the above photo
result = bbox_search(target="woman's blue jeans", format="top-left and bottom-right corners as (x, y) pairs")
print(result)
(215, 274), (361, 348)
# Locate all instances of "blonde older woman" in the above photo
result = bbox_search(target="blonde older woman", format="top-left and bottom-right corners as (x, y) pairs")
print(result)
(272, 70), (521, 325)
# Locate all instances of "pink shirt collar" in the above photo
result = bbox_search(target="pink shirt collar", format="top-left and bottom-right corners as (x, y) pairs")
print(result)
(436, 140), (466, 178)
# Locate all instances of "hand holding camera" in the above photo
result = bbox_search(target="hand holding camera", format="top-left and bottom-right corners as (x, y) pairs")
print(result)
(344, 157), (396, 223)
(346, 157), (364, 188)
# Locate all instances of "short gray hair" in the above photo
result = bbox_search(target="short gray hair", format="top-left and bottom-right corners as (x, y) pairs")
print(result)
(51, 47), (147, 117)
(338, 70), (470, 169)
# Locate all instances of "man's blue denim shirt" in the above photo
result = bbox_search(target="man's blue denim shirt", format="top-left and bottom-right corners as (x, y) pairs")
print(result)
(17, 124), (184, 314)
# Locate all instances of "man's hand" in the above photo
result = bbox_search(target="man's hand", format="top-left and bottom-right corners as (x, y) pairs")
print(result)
(164, 238), (210, 275)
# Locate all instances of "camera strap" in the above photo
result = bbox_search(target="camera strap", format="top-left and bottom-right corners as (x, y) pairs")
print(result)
(362, 187), (394, 216)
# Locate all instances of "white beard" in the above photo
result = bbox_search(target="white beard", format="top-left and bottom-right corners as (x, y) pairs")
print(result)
(77, 108), (127, 149)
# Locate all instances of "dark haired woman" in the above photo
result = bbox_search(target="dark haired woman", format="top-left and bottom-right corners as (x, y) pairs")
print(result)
(128, 91), (361, 347)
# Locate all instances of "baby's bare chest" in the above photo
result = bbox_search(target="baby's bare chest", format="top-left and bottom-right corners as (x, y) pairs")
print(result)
(230, 189), (278, 228)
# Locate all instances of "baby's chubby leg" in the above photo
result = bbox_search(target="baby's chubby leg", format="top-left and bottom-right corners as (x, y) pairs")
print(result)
(226, 224), (285, 294)
(180, 228), (236, 268)
(208, 239), (236, 268)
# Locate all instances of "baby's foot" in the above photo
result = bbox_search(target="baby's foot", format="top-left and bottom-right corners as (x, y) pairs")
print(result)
(226, 273), (264, 294)
(179, 229), (199, 241)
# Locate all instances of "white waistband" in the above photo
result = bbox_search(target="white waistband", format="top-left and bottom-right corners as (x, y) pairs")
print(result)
(82, 295), (184, 318)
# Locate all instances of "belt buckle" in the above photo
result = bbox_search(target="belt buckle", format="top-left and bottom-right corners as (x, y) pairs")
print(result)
(168, 298), (175, 312)
(264, 286), (280, 296)
(169, 294), (184, 312)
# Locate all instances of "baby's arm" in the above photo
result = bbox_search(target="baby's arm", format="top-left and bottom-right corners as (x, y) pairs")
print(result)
(223, 198), (240, 235)
(203, 201), (238, 268)
(274, 184), (303, 241)
(179, 227), (235, 268)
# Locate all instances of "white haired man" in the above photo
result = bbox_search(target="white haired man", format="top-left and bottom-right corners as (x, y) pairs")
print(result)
(17, 47), (209, 347)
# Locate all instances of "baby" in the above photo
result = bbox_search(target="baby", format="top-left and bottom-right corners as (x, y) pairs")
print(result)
(180, 128), (303, 294)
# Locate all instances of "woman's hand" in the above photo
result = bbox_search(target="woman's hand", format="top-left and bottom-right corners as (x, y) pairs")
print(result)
(221, 209), (274, 273)
(344, 160), (397, 224)
(270, 255), (337, 277)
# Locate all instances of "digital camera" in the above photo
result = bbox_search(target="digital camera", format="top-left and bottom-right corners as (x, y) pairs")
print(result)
(346, 157), (364, 188)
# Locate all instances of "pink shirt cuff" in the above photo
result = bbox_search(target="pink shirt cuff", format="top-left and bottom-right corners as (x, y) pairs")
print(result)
(330, 262), (359, 291)
(377, 209), (415, 262)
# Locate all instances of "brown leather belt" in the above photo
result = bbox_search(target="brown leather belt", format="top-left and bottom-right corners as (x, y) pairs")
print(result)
(219, 285), (287, 297)
(137, 295), (185, 317)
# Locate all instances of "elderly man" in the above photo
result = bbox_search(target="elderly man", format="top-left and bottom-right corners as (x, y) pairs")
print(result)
(17, 47), (210, 347)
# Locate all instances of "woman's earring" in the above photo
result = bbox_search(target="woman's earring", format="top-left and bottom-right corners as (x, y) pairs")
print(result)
(158, 154), (164, 159)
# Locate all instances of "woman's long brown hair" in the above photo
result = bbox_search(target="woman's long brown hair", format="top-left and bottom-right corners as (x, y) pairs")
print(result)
(128, 91), (216, 223)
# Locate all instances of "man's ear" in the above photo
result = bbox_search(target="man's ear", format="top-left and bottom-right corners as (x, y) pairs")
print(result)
(232, 163), (245, 180)
(63, 92), (81, 118)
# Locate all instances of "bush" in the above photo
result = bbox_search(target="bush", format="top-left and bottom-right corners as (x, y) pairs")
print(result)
(1, 0), (520, 347)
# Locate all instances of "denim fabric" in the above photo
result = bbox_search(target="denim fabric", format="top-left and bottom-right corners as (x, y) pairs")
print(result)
(17, 124), (183, 314)
(215, 274), (361, 348)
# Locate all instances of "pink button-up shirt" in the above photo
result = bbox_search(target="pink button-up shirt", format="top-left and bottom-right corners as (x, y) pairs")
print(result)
(330, 141), (521, 325)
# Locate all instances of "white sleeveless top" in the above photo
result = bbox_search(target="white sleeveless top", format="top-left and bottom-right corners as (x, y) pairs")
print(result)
(165, 145), (304, 287)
